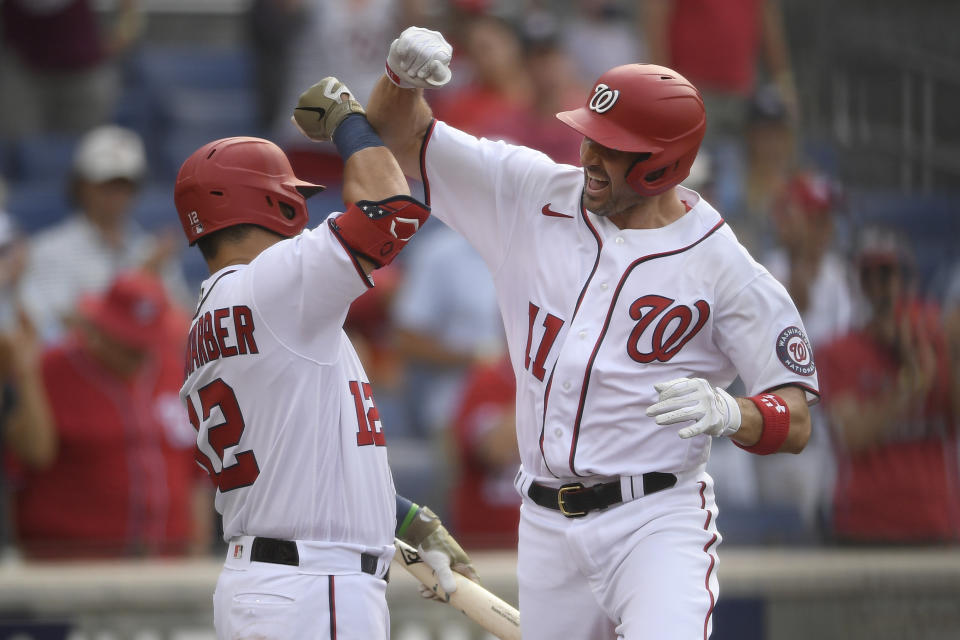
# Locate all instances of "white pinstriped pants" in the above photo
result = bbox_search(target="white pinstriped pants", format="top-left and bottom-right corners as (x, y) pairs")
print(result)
(516, 466), (722, 639)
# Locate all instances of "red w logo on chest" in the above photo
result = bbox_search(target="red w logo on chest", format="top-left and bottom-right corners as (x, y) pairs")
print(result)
(627, 295), (711, 363)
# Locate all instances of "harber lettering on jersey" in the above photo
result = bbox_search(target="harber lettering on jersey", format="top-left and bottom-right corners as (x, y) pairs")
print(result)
(627, 295), (710, 364)
(184, 305), (259, 378)
(776, 326), (815, 376)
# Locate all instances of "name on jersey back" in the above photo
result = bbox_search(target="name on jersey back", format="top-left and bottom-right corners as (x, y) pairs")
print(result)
(184, 305), (259, 379)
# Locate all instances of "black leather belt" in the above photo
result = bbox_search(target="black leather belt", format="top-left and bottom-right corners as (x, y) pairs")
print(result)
(250, 537), (387, 580)
(528, 472), (677, 518)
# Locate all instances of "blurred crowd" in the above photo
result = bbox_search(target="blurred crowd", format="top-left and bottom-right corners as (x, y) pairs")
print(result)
(0, 0), (957, 562)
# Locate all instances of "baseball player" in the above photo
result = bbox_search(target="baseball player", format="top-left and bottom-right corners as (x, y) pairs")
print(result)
(367, 28), (818, 639)
(175, 77), (475, 639)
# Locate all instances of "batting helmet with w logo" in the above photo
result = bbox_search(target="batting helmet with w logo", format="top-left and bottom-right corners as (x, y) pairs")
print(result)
(556, 64), (706, 197)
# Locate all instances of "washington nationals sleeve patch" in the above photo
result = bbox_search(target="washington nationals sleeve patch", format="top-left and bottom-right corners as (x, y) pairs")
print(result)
(775, 326), (816, 376)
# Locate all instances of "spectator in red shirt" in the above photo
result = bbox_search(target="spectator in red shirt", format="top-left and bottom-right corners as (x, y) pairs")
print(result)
(431, 14), (534, 143)
(9, 271), (212, 558)
(817, 228), (959, 544)
(450, 355), (520, 549)
(516, 30), (588, 166)
(643, 0), (797, 216)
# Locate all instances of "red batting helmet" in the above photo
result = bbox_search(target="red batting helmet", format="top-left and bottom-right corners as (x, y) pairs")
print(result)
(174, 137), (324, 245)
(556, 64), (706, 196)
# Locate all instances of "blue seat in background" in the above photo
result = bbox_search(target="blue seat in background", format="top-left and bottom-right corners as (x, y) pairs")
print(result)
(5, 179), (71, 233)
(718, 504), (818, 546)
(129, 45), (254, 92)
(132, 181), (177, 232)
(161, 87), (257, 131)
(11, 134), (80, 183)
(122, 45), (259, 178)
(112, 82), (161, 148)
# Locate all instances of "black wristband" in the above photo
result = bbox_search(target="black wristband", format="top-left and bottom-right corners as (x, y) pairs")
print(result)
(333, 113), (384, 160)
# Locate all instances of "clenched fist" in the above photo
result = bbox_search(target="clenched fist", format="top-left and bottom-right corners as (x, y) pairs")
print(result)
(291, 77), (365, 142)
(386, 26), (453, 89)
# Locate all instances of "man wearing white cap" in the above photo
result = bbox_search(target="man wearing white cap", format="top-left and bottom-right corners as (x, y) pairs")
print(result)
(17, 125), (190, 343)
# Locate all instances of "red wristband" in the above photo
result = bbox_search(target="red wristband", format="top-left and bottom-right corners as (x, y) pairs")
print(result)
(385, 62), (404, 87)
(735, 393), (790, 455)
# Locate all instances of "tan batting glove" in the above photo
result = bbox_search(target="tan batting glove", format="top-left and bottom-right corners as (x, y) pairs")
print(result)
(400, 506), (479, 599)
(647, 377), (742, 439)
(291, 77), (365, 142)
(386, 26), (453, 89)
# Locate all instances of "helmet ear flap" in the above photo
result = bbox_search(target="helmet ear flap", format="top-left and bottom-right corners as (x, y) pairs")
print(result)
(625, 148), (697, 197)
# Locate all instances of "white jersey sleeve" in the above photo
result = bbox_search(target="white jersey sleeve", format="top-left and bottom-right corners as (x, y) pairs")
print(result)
(421, 120), (575, 273)
(248, 219), (370, 363)
(713, 247), (820, 400)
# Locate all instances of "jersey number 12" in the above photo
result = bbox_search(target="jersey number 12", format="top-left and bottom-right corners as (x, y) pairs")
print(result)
(185, 378), (260, 493)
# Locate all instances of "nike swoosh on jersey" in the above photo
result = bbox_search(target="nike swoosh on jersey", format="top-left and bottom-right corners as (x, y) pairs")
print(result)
(541, 203), (574, 219)
(295, 106), (327, 119)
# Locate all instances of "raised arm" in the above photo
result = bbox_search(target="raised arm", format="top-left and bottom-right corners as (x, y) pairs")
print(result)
(292, 76), (429, 274)
(293, 77), (410, 203)
(366, 77), (434, 179)
(366, 27), (455, 180)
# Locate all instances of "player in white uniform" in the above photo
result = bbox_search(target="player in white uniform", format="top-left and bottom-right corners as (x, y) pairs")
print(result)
(174, 77), (475, 640)
(367, 28), (818, 639)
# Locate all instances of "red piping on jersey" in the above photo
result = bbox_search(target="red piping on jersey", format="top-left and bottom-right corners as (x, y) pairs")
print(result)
(566, 219), (726, 476)
(573, 199), (604, 316)
(538, 372), (560, 477)
(192, 269), (238, 320)
(538, 197), (603, 477)
(328, 575), (337, 638)
(699, 481), (718, 640)
(766, 381), (821, 402)
(419, 119), (438, 206)
(328, 222), (374, 289)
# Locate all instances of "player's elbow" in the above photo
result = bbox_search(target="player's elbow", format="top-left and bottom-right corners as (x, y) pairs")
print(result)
(781, 406), (811, 454)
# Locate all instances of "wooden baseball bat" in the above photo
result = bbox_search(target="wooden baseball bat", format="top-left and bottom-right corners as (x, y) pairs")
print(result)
(392, 539), (521, 640)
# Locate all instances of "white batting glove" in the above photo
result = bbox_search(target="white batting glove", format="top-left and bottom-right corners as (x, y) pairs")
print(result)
(386, 26), (453, 89)
(646, 377), (742, 439)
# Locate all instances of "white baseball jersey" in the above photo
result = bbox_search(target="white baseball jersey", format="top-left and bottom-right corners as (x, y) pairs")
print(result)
(179, 220), (395, 548)
(421, 120), (819, 481)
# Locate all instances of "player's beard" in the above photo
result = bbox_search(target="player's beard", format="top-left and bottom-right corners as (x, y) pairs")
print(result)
(581, 171), (646, 219)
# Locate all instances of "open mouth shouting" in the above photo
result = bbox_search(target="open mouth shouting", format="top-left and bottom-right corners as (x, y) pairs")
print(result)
(584, 171), (610, 199)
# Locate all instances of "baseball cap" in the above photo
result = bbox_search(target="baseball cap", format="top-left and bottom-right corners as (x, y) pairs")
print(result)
(76, 272), (169, 350)
(73, 125), (147, 183)
(779, 171), (841, 218)
(854, 226), (907, 268)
